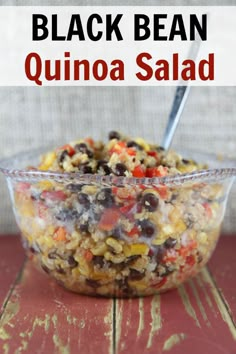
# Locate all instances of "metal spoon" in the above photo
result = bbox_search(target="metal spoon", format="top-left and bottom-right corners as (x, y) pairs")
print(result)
(161, 85), (190, 151)
(161, 38), (201, 151)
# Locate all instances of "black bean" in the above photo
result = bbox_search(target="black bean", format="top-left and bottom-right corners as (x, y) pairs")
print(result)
(78, 193), (90, 209)
(96, 188), (114, 208)
(79, 165), (93, 174)
(107, 261), (125, 271)
(108, 131), (120, 140)
(75, 143), (94, 158)
(182, 159), (190, 164)
(115, 278), (129, 293)
(75, 143), (87, 153)
(185, 214), (195, 228)
(97, 160), (107, 169)
(127, 141), (143, 150)
(87, 150), (94, 158)
(116, 279), (133, 297)
(164, 237), (177, 249)
(93, 256), (104, 267)
(67, 256), (78, 268)
(112, 227), (122, 239)
(125, 255), (140, 265)
(86, 279), (100, 288)
(114, 163), (127, 176)
(41, 263), (50, 274)
(97, 160), (111, 175)
(141, 193), (159, 212)
(169, 194), (178, 203)
(56, 266), (66, 274)
(48, 251), (66, 260)
(66, 183), (84, 192)
(197, 252), (203, 264)
(79, 223), (89, 233)
(29, 244), (40, 254)
(139, 220), (156, 238)
(31, 191), (41, 201)
(48, 251), (58, 259)
(156, 146), (165, 152)
(93, 212), (102, 221)
(161, 266), (174, 276)
(55, 209), (79, 222)
(58, 150), (69, 164)
(155, 246), (166, 263)
(129, 269), (145, 281)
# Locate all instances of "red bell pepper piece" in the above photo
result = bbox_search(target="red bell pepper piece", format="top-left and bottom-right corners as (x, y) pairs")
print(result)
(202, 202), (213, 218)
(112, 187), (136, 201)
(37, 202), (48, 219)
(53, 227), (67, 241)
(109, 141), (126, 155)
(126, 226), (140, 237)
(155, 185), (168, 199)
(84, 249), (93, 262)
(85, 137), (94, 147)
(132, 165), (146, 178)
(146, 166), (168, 178)
(152, 277), (167, 289)
(98, 208), (120, 231)
(185, 255), (195, 267)
(126, 148), (136, 156)
(15, 182), (31, 193)
(57, 144), (75, 157)
(120, 202), (136, 214)
(147, 151), (158, 158)
(178, 240), (197, 257)
(41, 190), (67, 202)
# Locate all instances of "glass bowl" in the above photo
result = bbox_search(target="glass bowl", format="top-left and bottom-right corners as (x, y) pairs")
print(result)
(0, 147), (235, 298)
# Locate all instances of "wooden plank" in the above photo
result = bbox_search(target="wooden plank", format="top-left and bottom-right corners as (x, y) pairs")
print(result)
(0, 235), (25, 311)
(116, 268), (236, 354)
(0, 260), (113, 354)
(1, 235), (236, 354)
(208, 236), (236, 324)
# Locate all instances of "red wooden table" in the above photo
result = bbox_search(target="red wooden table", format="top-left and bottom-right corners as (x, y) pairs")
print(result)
(0, 235), (235, 354)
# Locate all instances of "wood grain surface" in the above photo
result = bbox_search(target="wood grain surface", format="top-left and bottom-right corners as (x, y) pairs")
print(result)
(0, 235), (235, 354)
(0, 236), (25, 313)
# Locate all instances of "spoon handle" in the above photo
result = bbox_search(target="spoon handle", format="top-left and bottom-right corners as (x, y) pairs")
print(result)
(161, 33), (202, 151)
(161, 85), (190, 151)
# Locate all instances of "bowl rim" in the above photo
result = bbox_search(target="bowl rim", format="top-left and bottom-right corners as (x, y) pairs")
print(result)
(0, 146), (236, 186)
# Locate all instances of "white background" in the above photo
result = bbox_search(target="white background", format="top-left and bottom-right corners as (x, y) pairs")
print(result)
(0, 6), (236, 86)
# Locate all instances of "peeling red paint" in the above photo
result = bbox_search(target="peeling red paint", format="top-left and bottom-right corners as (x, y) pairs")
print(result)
(0, 235), (236, 354)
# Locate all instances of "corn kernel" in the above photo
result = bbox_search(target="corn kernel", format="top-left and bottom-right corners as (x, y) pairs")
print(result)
(152, 236), (165, 245)
(39, 152), (56, 170)
(128, 279), (147, 290)
(175, 220), (187, 233)
(37, 180), (54, 190)
(91, 242), (108, 256)
(77, 258), (91, 277)
(104, 251), (125, 264)
(199, 232), (208, 244)
(72, 268), (81, 278)
(178, 164), (197, 173)
(123, 243), (149, 257)
(162, 225), (174, 236)
(106, 237), (123, 254)
(19, 199), (35, 217)
(134, 138), (150, 152)
(83, 185), (98, 195)
(169, 208), (182, 223)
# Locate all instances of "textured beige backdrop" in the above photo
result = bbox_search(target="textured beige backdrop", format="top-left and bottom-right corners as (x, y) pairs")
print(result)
(0, 0), (235, 234)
